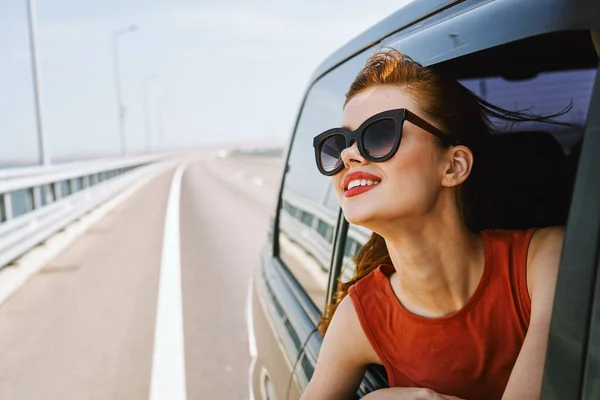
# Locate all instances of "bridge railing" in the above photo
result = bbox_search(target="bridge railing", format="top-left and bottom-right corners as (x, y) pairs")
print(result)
(0, 154), (173, 269)
(279, 190), (371, 277)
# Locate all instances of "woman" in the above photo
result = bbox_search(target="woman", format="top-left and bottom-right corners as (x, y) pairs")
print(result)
(302, 49), (564, 400)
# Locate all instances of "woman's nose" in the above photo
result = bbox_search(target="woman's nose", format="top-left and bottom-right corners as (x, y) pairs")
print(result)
(340, 141), (368, 169)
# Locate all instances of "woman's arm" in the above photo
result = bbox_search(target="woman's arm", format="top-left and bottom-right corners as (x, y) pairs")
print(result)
(501, 227), (564, 400)
(300, 295), (374, 400)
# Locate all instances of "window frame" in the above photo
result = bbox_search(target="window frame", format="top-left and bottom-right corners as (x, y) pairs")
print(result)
(542, 64), (600, 400)
(582, 255), (600, 399)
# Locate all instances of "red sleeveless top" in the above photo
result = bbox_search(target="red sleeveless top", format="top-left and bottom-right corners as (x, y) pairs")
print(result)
(348, 229), (536, 400)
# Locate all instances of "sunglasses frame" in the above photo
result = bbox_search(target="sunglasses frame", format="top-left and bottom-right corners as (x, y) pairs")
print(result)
(313, 108), (459, 176)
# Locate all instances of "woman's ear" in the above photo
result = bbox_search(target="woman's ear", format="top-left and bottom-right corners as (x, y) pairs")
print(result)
(441, 145), (473, 188)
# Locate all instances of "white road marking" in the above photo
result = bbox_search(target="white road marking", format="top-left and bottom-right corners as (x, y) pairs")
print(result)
(150, 163), (189, 400)
(246, 277), (257, 359)
(246, 277), (257, 400)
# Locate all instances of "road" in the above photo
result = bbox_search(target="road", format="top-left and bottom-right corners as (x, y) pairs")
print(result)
(0, 153), (282, 400)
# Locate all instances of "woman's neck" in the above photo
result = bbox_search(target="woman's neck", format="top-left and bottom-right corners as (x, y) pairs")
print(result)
(381, 218), (485, 318)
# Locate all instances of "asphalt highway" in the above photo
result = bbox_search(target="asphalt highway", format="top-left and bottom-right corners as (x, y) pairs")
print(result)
(0, 153), (282, 400)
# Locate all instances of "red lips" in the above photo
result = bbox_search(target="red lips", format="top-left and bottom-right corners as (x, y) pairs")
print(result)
(343, 171), (382, 198)
(343, 171), (382, 190)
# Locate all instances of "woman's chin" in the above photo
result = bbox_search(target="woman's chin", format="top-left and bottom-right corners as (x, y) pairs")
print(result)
(343, 211), (376, 227)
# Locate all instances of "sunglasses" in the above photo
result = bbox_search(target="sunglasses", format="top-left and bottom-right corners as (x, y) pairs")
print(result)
(312, 108), (459, 176)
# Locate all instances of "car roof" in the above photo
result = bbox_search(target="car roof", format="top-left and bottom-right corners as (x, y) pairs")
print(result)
(310, 0), (600, 82)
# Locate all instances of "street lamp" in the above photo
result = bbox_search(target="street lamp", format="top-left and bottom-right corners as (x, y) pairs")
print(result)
(112, 24), (138, 156)
(26, 0), (49, 166)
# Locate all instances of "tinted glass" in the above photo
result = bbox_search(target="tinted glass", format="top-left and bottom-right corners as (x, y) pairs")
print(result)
(320, 134), (346, 172)
(461, 68), (596, 151)
(363, 119), (397, 158)
(300, 211), (314, 227)
(278, 52), (370, 312)
(341, 225), (372, 283)
(317, 220), (333, 243)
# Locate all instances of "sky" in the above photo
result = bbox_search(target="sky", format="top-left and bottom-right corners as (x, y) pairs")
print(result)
(0, 0), (411, 164)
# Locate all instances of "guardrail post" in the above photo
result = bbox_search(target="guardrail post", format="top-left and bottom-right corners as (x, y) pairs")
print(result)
(3, 193), (13, 221)
(53, 182), (62, 200)
(33, 186), (42, 209)
(0, 195), (4, 223)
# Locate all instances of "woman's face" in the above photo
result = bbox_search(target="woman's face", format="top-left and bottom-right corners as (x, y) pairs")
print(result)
(332, 86), (450, 229)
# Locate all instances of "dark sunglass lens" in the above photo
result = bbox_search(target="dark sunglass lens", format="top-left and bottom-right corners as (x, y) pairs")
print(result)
(320, 134), (346, 172)
(363, 119), (397, 158)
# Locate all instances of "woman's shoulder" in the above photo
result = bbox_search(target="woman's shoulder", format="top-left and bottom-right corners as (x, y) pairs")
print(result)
(526, 226), (564, 299)
(481, 226), (564, 264)
(481, 228), (546, 260)
(481, 226), (564, 298)
(529, 226), (565, 254)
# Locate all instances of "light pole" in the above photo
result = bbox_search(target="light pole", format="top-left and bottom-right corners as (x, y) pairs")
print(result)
(112, 25), (138, 156)
(26, 0), (49, 166)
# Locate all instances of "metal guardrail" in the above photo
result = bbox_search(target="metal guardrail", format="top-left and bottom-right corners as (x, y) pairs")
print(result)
(280, 190), (370, 278)
(226, 146), (285, 158)
(0, 154), (172, 269)
(0, 157), (148, 181)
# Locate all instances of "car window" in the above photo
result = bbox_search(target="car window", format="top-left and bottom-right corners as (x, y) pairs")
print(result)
(461, 68), (596, 151)
(339, 67), (597, 283)
(277, 52), (369, 312)
(341, 225), (371, 283)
